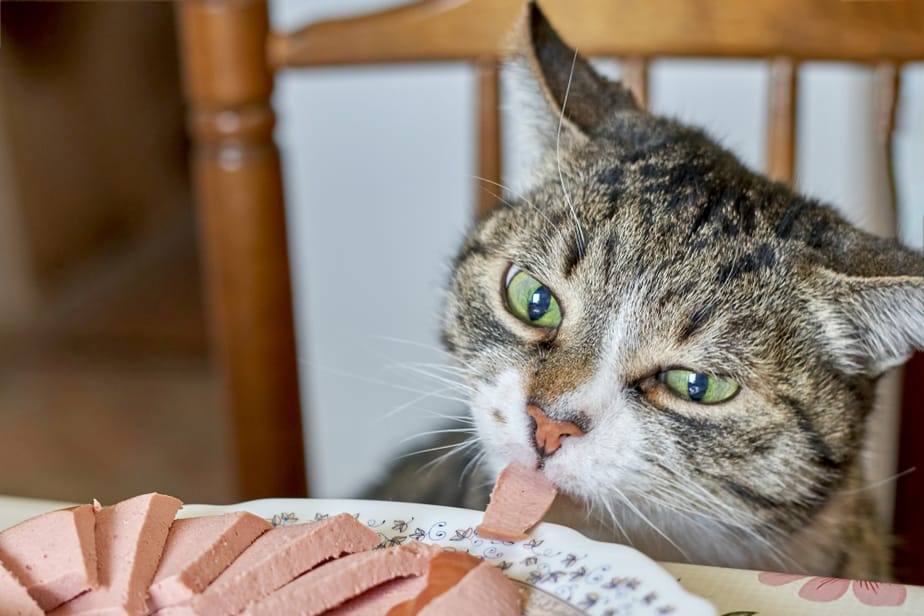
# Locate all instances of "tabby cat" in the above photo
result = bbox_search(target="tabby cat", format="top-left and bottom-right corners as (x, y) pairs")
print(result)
(365, 4), (924, 581)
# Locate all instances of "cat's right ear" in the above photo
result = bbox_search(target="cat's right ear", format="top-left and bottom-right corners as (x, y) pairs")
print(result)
(522, 2), (639, 137)
(812, 266), (924, 377)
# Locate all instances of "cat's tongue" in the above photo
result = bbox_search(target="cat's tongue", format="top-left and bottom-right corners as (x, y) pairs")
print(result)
(475, 463), (557, 542)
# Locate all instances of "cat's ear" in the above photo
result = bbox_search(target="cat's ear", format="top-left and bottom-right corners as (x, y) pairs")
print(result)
(523, 2), (639, 136)
(813, 267), (924, 377)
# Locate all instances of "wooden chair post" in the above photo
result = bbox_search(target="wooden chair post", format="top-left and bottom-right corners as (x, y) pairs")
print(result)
(767, 57), (797, 184)
(176, 0), (307, 500)
(476, 59), (503, 217)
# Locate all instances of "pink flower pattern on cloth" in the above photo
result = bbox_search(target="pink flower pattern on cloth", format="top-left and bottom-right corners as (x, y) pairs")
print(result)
(758, 572), (907, 606)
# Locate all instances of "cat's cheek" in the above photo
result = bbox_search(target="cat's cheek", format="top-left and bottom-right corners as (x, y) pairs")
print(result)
(540, 420), (651, 501)
(468, 368), (538, 472)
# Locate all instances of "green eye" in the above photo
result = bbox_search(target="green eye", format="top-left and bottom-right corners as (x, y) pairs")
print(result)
(660, 369), (739, 404)
(504, 267), (562, 328)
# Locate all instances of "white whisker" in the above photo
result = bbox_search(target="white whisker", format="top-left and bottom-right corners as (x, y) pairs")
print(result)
(394, 440), (475, 460)
(371, 335), (455, 358)
(841, 467), (916, 495)
(378, 386), (466, 421)
(396, 427), (476, 446)
(555, 51), (586, 257)
(596, 495), (633, 547)
(416, 437), (482, 472)
(460, 448), (488, 485)
(611, 486), (692, 562)
(390, 362), (476, 395)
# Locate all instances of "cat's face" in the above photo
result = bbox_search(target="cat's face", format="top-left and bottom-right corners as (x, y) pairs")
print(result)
(444, 114), (854, 539)
(441, 5), (924, 567)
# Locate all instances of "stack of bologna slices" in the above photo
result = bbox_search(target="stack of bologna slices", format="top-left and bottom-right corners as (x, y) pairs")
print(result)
(0, 463), (557, 616)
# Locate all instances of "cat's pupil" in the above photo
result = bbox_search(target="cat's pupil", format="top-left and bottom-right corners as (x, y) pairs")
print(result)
(687, 373), (710, 401)
(528, 286), (552, 321)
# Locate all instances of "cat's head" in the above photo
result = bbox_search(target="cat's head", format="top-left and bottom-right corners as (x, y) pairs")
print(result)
(442, 4), (924, 562)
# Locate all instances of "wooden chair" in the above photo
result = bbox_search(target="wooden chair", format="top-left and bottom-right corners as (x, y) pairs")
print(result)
(175, 0), (924, 581)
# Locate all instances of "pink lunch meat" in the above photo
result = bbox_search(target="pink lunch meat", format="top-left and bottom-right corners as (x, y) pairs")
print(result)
(415, 560), (521, 615)
(387, 551), (482, 615)
(323, 576), (428, 616)
(52, 493), (183, 616)
(0, 504), (97, 611)
(145, 512), (272, 612)
(388, 550), (520, 616)
(243, 541), (442, 616)
(476, 462), (557, 542)
(188, 513), (380, 615)
(0, 559), (43, 616)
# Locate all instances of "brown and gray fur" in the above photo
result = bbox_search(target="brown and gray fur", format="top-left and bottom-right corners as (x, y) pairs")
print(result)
(365, 4), (924, 581)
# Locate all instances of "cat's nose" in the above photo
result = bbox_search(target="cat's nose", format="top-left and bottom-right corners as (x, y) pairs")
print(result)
(527, 404), (585, 457)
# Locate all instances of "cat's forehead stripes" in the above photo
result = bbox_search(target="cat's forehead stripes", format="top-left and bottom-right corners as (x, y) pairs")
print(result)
(716, 244), (777, 284)
(678, 305), (714, 343)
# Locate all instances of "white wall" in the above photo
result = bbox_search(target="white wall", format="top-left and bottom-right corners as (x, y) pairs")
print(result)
(270, 1), (924, 514)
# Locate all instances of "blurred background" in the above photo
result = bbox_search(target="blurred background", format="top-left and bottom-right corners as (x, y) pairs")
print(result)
(0, 0), (921, 536)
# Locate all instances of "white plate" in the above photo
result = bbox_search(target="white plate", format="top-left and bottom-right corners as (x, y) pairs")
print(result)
(180, 498), (716, 616)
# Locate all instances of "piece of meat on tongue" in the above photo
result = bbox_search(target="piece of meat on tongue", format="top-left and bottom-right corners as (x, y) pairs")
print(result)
(145, 511), (272, 612)
(0, 503), (97, 611)
(0, 559), (43, 616)
(188, 513), (380, 616)
(243, 541), (442, 616)
(51, 493), (183, 616)
(476, 462), (557, 542)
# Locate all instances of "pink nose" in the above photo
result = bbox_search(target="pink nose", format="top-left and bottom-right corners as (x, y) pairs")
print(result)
(527, 404), (585, 457)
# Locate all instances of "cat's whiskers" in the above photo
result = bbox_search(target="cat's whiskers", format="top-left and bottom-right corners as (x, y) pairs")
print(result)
(378, 385), (469, 422)
(371, 335), (457, 359)
(414, 436), (482, 475)
(390, 361), (477, 394)
(474, 184), (515, 208)
(472, 176), (568, 247)
(395, 426), (477, 446)
(298, 361), (469, 404)
(646, 497), (777, 568)
(649, 461), (798, 570)
(607, 486), (693, 562)
(840, 466), (915, 495)
(591, 495), (634, 547)
(643, 488), (795, 571)
(459, 448), (488, 486)
(394, 436), (480, 461)
(555, 50), (587, 258)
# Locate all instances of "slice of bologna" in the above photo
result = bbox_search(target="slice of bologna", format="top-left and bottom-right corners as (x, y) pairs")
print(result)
(476, 463), (557, 542)
(243, 542), (442, 616)
(0, 504), (97, 611)
(414, 560), (522, 615)
(188, 513), (379, 615)
(0, 559), (43, 616)
(145, 512), (272, 612)
(387, 551), (521, 616)
(387, 551), (481, 615)
(323, 576), (428, 616)
(52, 493), (183, 616)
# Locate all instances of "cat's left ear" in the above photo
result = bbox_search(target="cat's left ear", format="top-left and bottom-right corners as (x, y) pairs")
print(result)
(522, 2), (639, 137)
(813, 267), (924, 377)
